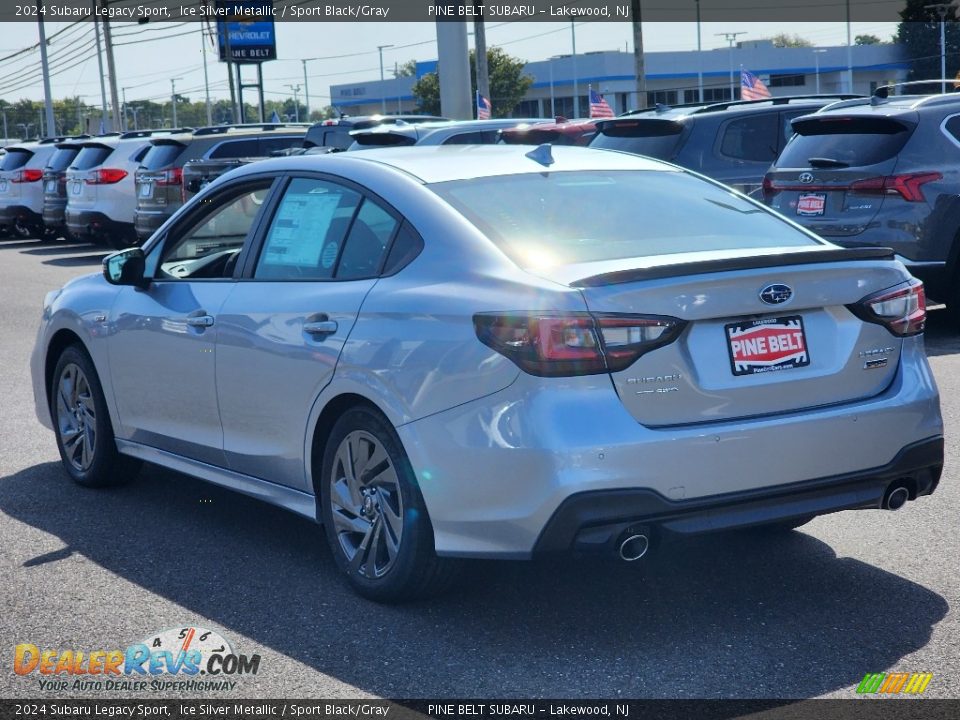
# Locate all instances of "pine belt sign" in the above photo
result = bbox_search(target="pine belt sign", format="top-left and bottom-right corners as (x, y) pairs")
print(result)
(216, 0), (277, 63)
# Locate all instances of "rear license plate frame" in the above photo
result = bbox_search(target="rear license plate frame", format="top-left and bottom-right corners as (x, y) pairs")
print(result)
(796, 192), (826, 217)
(725, 315), (810, 376)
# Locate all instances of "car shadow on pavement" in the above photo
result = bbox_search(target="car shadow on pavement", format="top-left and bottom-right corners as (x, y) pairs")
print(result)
(923, 309), (960, 357)
(0, 461), (947, 699)
(42, 254), (109, 268)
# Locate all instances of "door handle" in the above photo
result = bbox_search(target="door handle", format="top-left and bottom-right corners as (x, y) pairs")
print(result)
(185, 315), (215, 328)
(303, 313), (338, 336)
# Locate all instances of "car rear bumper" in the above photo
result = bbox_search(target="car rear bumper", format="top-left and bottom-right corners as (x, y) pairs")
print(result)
(0, 205), (41, 226)
(396, 337), (942, 558)
(134, 208), (173, 240)
(42, 199), (67, 228)
(66, 209), (129, 236)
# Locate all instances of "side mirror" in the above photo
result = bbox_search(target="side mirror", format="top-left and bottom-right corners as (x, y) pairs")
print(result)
(102, 247), (148, 288)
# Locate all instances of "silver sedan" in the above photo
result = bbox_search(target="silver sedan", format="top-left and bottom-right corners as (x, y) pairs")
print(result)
(30, 145), (944, 601)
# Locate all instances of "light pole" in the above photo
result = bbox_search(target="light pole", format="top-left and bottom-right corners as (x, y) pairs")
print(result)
(925, 4), (951, 93)
(301, 59), (311, 120)
(377, 44), (394, 114)
(813, 49), (827, 94)
(549, 59), (556, 117)
(287, 84), (301, 122)
(571, 22), (579, 118)
(716, 32), (747, 100)
(129, 105), (142, 131)
(17, 123), (34, 141)
(695, 0), (703, 103)
(170, 77), (182, 128)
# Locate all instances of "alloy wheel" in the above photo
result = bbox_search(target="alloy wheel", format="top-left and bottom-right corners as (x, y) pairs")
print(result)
(55, 363), (97, 472)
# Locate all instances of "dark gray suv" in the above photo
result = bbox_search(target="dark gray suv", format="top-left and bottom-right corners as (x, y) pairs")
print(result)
(590, 95), (859, 195)
(764, 88), (960, 317)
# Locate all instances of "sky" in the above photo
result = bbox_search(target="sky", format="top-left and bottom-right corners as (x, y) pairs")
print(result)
(0, 21), (899, 110)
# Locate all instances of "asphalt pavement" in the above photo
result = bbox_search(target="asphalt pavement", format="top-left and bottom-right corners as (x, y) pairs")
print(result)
(1, 237), (957, 700)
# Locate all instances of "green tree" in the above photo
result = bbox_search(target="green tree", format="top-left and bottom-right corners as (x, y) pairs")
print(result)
(897, 3), (960, 82)
(855, 34), (882, 45)
(770, 33), (813, 48)
(395, 59), (417, 78)
(412, 47), (533, 117)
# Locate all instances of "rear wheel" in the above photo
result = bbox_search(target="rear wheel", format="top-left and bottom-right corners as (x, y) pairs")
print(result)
(51, 345), (141, 487)
(320, 406), (459, 602)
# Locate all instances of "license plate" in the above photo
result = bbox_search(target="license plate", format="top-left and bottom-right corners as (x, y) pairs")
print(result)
(796, 192), (826, 216)
(139, 182), (152, 198)
(45, 179), (56, 193)
(725, 316), (810, 376)
(0, 180), (7, 193)
(71, 180), (83, 196)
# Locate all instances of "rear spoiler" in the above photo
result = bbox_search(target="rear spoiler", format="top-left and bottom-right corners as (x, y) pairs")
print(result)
(572, 247), (895, 288)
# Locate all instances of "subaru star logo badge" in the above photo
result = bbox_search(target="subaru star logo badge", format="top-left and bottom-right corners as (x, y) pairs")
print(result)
(759, 284), (793, 305)
(798, 172), (815, 184)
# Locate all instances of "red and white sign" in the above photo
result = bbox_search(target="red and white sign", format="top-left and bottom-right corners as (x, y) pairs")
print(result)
(726, 316), (810, 376)
(796, 193), (826, 216)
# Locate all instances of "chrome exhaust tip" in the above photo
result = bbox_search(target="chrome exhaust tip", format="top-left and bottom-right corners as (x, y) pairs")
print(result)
(618, 533), (650, 562)
(884, 484), (910, 511)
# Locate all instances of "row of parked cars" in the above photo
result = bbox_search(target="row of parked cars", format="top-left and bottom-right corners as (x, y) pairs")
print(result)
(4, 86), (960, 316)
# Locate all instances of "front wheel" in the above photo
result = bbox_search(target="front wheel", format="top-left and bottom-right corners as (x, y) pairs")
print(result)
(51, 345), (141, 487)
(320, 406), (459, 602)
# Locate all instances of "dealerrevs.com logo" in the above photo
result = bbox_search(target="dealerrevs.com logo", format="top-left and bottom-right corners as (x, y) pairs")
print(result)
(13, 627), (260, 693)
(856, 672), (934, 695)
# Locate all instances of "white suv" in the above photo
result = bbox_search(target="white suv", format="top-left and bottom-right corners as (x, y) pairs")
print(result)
(0, 138), (65, 238)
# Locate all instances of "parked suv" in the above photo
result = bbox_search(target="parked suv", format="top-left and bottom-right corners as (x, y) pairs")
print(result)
(0, 137), (80, 238)
(303, 115), (447, 150)
(763, 87), (960, 318)
(590, 95), (860, 195)
(349, 118), (543, 149)
(134, 123), (309, 241)
(41, 138), (92, 240)
(65, 131), (181, 249)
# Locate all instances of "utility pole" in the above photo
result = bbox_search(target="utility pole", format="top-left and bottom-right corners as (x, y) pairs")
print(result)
(631, 0), (645, 111)
(1, 104), (8, 144)
(287, 84), (301, 122)
(377, 44), (394, 114)
(100, 0), (121, 132)
(695, 0), (703, 103)
(845, 0), (854, 94)
(925, 4), (952, 93)
(717, 32), (747, 100)
(813, 49), (827, 94)
(171, 77), (182, 127)
(571, 22), (579, 118)
(302, 59), (311, 120)
(435, 17), (471, 119)
(474, 8), (490, 112)
(92, 10), (109, 133)
(201, 28), (212, 126)
(121, 87), (127, 131)
(37, 0), (56, 140)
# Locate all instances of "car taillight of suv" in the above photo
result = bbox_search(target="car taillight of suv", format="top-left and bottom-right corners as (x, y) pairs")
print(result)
(85, 168), (128, 185)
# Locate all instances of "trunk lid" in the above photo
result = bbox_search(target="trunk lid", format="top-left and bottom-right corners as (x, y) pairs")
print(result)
(765, 113), (917, 237)
(563, 248), (906, 427)
(0, 149), (34, 203)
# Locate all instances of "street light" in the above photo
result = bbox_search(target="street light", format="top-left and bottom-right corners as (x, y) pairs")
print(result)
(716, 32), (747, 101)
(377, 44), (394, 114)
(925, 4), (951, 93)
(813, 49), (827, 94)
(128, 105), (142, 131)
(287, 84), (301, 122)
(571, 22), (579, 118)
(170, 77), (183, 128)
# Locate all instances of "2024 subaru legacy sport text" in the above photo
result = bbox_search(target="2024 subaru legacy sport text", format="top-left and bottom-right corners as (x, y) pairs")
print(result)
(30, 145), (944, 602)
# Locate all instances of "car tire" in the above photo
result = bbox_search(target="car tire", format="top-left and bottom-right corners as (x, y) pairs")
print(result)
(51, 344), (142, 488)
(320, 405), (460, 602)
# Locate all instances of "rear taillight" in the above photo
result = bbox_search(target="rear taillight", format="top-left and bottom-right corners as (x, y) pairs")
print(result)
(473, 312), (686, 377)
(86, 168), (128, 184)
(12, 168), (42, 183)
(156, 167), (183, 186)
(761, 174), (777, 203)
(849, 280), (926, 337)
(849, 173), (941, 202)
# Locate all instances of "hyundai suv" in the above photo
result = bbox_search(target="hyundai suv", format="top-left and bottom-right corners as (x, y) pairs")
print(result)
(134, 123), (308, 241)
(590, 95), (860, 195)
(763, 87), (960, 319)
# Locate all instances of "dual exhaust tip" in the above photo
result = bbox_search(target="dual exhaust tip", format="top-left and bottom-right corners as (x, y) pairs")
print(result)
(883, 482), (911, 511)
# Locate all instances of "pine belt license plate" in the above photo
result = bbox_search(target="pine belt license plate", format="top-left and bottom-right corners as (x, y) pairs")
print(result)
(725, 316), (810, 376)
(796, 192), (826, 216)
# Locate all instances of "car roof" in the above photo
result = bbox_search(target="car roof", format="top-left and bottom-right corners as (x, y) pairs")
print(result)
(803, 92), (960, 118)
(226, 144), (674, 184)
(623, 94), (862, 122)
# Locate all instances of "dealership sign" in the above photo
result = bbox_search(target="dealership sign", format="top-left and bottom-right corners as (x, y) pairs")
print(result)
(216, 1), (277, 63)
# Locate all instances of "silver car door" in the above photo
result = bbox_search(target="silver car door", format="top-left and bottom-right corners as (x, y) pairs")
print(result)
(216, 177), (401, 489)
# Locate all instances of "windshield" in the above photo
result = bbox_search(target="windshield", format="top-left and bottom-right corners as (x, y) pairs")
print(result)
(430, 170), (820, 268)
(71, 146), (113, 170)
(589, 119), (685, 159)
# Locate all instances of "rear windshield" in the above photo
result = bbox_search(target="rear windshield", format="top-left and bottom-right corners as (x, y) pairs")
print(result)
(72, 146), (113, 170)
(351, 133), (416, 148)
(140, 142), (186, 170)
(502, 128), (590, 146)
(589, 119), (685, 159)
(46, 147), (80, 171)
(776, 117), (914, 168)
(0, 149), (33, 170)
(430, 170), (818, 268)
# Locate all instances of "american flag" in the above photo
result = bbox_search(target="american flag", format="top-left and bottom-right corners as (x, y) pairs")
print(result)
(740, 69), (772, 101)
(476, 92), (492, 120)
(588, 88), (614, 118)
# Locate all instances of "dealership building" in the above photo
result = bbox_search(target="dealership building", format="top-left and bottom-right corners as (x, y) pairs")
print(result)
(329, 41), (908, 117)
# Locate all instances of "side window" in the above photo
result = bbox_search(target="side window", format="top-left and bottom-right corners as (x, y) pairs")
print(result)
(780, 111), (808, 150)
(255, 178), (361, 280)
(157, 184), (271, 280)
(719, 114), (780, 162)
(259, 136), (303, 156)
(336, 198), (398, 280)
(209, 138), (260, 159)
(382, 222), (424, 275)
(944, 115), (960, 144)
(443, 131), (486, 145)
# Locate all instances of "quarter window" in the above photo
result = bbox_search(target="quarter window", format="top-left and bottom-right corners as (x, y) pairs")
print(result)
(719, 114), (780, 162)
(336, 198), (398, 280)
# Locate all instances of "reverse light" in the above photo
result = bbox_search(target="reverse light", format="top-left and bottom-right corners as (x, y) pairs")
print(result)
(473, 312), (686, 377)
(86, 168), (128, 184)
(11, 168), (43, 183)
(849, 280), (926, 337)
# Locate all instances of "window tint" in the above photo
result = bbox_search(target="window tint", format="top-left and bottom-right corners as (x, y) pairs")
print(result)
(46, 147), (80, 171)
(255, 178), (361, 280)
(141, 142), (185, 170)
(780, 111), (809, 149)
(324, 130), (354, 150)
(259, 136), (304, 156)
(158, 185), (271, 280)
(589, 119), (685, 159)
(72, 146), (113, 170)
(209, 138), (260, 159)
(336, 199), (397, 280)
(777, 117), (915, 168)
(382, 222), (424, 275)
(1, 150), (34, 170)
(719, 114), (779, 162)
(130, 144), (150, 163)
(430, 170), (818, 269)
